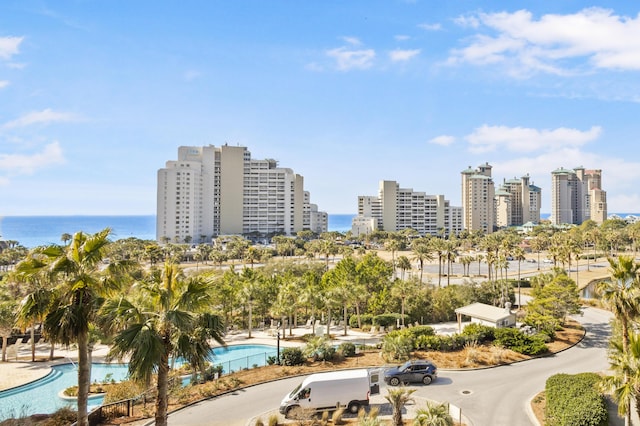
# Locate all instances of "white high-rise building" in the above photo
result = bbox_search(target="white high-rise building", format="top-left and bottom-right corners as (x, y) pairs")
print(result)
(551, 166), (607, 225)
(351, 180), (461, 237)
(461, 163), (495, 233)
(495, 175), (542, 228)
(157, 145), (327, 243)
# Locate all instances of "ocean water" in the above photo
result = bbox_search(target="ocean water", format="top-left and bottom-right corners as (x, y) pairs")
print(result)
(0, 214), (356, 248)
(0, 216), (157, 249)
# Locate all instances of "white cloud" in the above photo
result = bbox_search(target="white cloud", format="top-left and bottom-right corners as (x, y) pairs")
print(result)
(0, 141), (65, 176)
(493, 147), (640, 212)
(0, 81), (8, 89)
(0, 36), (23, 60)
(449, 8), (640, 75)
(429, 135), (455, 146)
(465, 125), (601, 154)
(326, 47), (375, 71)
(419, 23), (442, 31)
(389, 49), (420, 62)
(3, 109), (79, 129)
(395, 35), (411, 41)
(341, 36), (362, 46)
(454, 15), (480, 29)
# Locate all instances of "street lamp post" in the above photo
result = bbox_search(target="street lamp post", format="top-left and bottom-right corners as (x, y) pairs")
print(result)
(276, 322), (281, 365)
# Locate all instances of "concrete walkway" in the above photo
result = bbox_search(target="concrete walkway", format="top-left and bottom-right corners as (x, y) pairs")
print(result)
(0, 324), (384, 393)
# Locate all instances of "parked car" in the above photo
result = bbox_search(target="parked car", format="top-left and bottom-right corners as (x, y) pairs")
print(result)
(384, 360), (437, 386)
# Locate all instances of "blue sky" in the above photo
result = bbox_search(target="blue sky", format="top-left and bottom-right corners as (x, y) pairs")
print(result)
(2, 1), (640, 216)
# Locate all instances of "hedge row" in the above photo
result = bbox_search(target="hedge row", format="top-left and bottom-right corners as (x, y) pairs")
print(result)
(545, 373), (608, 426)
(382, 323), (548, 356)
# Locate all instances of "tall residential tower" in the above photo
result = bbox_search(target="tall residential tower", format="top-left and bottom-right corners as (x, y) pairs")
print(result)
(551, 167), (607, 225)
(157, 145), (327, 243)
(351, 180), (462, 237)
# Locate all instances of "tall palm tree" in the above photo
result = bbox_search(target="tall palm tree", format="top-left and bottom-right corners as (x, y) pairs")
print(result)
(240, 267), (259, 338)
(391, 278), (417, 327)
(14, 228), (114, 426)
(396, 255), (412, 280)
(598, 256), (640, 354)
(411, 238), (434, 283)
(601, 331), (640, 426)
(100, 262), (225, 426)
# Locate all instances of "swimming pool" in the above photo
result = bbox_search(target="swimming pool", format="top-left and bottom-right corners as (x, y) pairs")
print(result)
(0, 344), (277, 421)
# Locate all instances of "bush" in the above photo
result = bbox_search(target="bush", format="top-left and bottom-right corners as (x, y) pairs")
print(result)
(373, 313), (408, 327)
(545, 373), (607, 426)
(103, 380), (145, 404)
(373, 313), (398, 327)
(280, 347), (305, 366)
(304, 336), (336, 361)
(381, 334), (413, 362)
(202, 364), (224, 381)
(338, 342), (357, 357)
(41, 407), (77, 426)
(462, 323), (495, 342)
(407, 325), (436, 338)
(349, 313), (373, 328)
(493, 328), (548, 355)
(414, 334), (469, 352)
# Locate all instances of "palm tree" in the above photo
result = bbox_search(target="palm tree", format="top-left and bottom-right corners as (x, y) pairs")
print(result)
(598, 256), (640, 354)
(601, 331), (640, 426)
(16, 286), (54, 361)
(14, 228), (114, 426)
(100, 262), (225, 426)
(385, 237), (403, 274)
(391, 278), (417, 327)
(397, 255), (412, 280)
(385, 387), (416, 426)
(0, 301), (16, 362)
(413, 401), (454, 426)
(240, 267), (259, 338)
(411, 238), (434, 283)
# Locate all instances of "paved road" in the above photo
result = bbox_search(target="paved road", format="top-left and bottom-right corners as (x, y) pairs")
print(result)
(410, 307), (613, 426)
(167, 307), (613, 426)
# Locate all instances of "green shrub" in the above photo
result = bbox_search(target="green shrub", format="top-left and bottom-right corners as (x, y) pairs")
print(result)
(407, 325), (436, 338)
(414, 334), (469, 352)
(280, 347), (305, 366)
(381, 334), (413, 361)
(349, 313), (373, 328)
(462, 323), (495, 342)
(338, 342), (357, 357)
(373, 313), (398, 327)
(545, 373), (607, 426)
(493, 328), (548, 355)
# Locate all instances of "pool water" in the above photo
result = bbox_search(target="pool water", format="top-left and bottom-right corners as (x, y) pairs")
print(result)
(0, 344), (277, 421)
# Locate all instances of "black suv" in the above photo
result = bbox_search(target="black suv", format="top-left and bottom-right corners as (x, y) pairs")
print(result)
(384, 360), (438, 386)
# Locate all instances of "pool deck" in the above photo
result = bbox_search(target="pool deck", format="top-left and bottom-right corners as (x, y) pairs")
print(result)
(0, 324), (385, 392)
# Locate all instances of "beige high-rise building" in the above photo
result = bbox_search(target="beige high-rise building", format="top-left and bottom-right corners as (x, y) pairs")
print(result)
(551, 166), (607, 225)
(351, 180), (461, 237)
(461, 163), (495, 233)
(495, 175), (542, 228)
(157, 144), (327, 243)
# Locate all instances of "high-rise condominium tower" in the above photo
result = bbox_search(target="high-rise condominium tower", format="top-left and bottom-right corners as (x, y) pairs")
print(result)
(495, 175), (542, 228)
(551, 167), (607, 225)
(157, 145), (327, 244)
(351, 180), (462, 237)
(461, 163), (495, 233)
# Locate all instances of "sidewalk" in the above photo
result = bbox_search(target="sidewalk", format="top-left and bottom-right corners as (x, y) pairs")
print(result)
(0, 324), (383, 393)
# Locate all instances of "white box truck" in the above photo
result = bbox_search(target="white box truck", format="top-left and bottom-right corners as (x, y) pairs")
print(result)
(279, 368), (380, 417)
